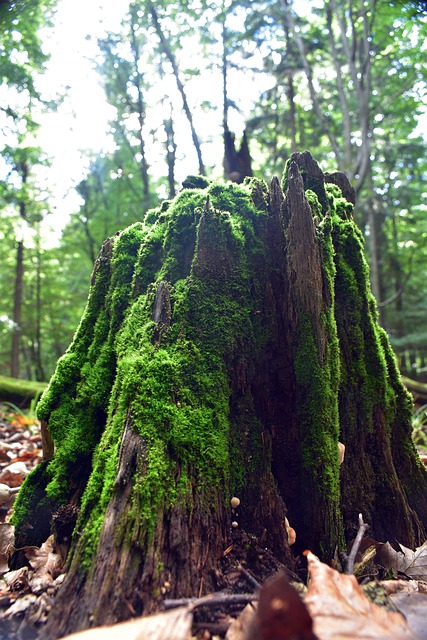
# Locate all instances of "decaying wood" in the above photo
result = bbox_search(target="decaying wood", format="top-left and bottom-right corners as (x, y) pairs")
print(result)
(12, 151), (427, 639)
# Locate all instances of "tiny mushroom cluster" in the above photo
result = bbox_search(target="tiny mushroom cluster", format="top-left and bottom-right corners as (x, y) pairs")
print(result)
(230, 496), (240, 529)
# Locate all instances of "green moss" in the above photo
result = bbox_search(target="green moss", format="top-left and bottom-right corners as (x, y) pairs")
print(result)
(12, 461), (59, 545)
(181, 175), (210, 190)
(15, 157), (425, 565)
(0, 375), (47, 402)
(40, 179), (272, 568)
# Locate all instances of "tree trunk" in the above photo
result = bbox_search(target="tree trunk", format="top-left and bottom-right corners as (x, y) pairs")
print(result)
(11, 239), (24, 378)
(164, 110), (177, 199)
(11, 161), (29, 379)
(12, 152), (427, 638)
(148, 2), (205, 176)
(223, 128), (253, 183)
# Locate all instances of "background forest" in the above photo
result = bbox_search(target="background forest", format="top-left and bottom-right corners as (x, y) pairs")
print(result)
(0, 0), (426, 383)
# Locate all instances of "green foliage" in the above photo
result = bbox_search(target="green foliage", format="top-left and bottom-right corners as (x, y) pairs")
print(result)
(1, 0), (427, 388)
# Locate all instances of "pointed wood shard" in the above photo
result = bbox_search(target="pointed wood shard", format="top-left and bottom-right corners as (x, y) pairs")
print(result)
(284, 161), (324, 329)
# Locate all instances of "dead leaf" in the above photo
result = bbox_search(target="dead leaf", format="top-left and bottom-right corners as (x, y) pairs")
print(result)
(390, 592), (427, 640)
(379, 541), (427, 581)
(304, 550), (417, 639)
(2, 593), (37, 616)
(24, 535), (62, 579)
(60, 605), (193, 640)
(381, 580), (420, 596)
(225, 603), (256, 640)
(3, 567), (29, 592)
(0, 523), (15, 575)
(253, 572), (316, 640)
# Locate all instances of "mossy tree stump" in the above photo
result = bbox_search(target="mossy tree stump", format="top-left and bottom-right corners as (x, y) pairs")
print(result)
(13, 152), (427, 637)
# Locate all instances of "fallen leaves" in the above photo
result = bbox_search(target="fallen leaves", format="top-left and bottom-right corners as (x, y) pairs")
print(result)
(304, 551), (417, 640)
(0, 524), (66, 638)
(60, 605), (194, 640)
(0, 404), (426, 639)
(379, 540), (427, 581)
(0, 403), (43, 512)
(244, 572), (316, 640)
(53, 553), (425, 640)
(0, 523), (14, 575)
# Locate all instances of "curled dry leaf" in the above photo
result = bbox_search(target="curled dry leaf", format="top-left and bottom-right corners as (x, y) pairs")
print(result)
(24, 534), (62, 579)
(304, 551), (418, 640)
(379, 540), (427, 581)
(381, 580), (420, 596)
(61, 605), (193, 640)
(3, 567), (29, 591)
(0, 523), (15, 575)
(225, 603), (256, 640)
(389, 593), (427, 640)
(242, 572), (316, 640)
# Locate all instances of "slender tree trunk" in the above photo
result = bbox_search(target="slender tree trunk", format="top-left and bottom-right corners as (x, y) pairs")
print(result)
(326, 2), (352, 171)
(11, 161), (29, 378)
(129, 6), (150, 198)
(13, 152), (427, 639)
(164, 108), (177, 199)
(33, 229), (45, 382)
(282, 0), (297, 154)
(11, 239), (24, 378)
(287, 74), (298, 154)
(147, 2), (205, 176)
(281, 0), (342, 165)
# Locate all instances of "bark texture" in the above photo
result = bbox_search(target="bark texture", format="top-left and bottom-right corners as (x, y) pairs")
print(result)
(12, 152), (427, 638)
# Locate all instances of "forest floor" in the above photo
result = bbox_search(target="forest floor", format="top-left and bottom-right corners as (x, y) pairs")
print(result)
(1, 402), (427, 640)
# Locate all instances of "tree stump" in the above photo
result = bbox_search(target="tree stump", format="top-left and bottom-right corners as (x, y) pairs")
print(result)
(12, 151), (427, 637)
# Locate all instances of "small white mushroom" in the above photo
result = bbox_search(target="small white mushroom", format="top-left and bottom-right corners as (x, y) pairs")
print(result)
(231, 521), (239, 529)
(230, 497), (240, 509)
(338, 442), (346, 465)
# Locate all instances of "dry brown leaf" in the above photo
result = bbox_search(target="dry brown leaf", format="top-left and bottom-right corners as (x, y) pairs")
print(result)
(3, 567), (29, 591)
(381, 580), (420, 596)
(24, 535), (62, 579)
(61, 605), (193, 640)
(380, 541), (427, 581)
(304, 551), (417, 639)
(390, 592), (427, 640)
(0, 523), (15, 575)
(225, 603), (256, 640)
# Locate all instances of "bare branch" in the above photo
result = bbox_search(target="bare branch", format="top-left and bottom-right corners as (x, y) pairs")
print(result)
(345, 513), (369, 574)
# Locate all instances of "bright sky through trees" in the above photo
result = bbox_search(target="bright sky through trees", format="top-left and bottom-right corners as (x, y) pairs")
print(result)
(34, 0), (277, 228)
(35, 0), (131, 220)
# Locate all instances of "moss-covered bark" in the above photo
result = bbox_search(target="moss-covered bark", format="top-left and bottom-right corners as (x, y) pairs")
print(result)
(12, 151), (427, 637)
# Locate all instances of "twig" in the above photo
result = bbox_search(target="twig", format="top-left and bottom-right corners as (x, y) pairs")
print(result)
(193, 621), (232, 634)
(164, 592), (257, 611)
(237, 564), (261, 590)
(345, 513), (369, 574)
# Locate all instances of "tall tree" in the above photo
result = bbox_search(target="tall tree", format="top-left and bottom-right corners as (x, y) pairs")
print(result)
(0, 0), (55, 378)
(145, 0), (206, 175)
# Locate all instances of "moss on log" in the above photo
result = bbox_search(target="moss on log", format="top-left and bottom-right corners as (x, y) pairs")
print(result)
(403, 376), (427, 405)
(0, 375), (47, 407)
(12, 151), (427, 637)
